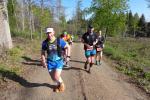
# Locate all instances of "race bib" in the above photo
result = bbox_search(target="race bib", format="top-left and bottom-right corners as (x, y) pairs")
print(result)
(96, 48), (102, 51)
(87, 46), (93, 50)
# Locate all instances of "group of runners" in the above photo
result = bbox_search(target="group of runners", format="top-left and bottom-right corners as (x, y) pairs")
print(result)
(41, 25), (105, 92)
(82, 25), (105, 73)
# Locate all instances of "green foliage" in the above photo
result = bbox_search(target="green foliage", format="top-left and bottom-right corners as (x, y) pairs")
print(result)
(144, 72), (150, 81)
(72, 34), (79, 41)
(104, 46), (114, 56)
(32, 6), (52, 29)
(7, 46), (23, 61)
(88, 0), (128, 36)
(137, 14), (147, 37)
(7, 0), (53, 39)
(7, 0), (17, 31)
(59, 15), (67, 30)
(0, 65), (20, 75)
(11, 29), (27, 37)
(105, 37), (150, 93)
(0, 64), (21, 82)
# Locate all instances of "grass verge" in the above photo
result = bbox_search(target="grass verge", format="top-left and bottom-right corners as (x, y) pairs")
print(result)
(104, 37), (150, 94)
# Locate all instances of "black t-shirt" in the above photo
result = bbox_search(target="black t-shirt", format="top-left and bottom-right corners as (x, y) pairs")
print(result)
(82, 32), (98, 50)
(97, 36), (105, 45)
(95, 36), (105, 48)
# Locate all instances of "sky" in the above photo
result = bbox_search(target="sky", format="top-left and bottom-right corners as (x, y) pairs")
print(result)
(129, 0), (150, 21)
(62, 0), (150, 22)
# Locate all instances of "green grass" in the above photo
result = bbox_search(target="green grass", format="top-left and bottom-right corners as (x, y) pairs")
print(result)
(104, 37), (150, 93)
(0, 64), (21, 81)
(11, 29), (43, 39)
(0, 38), (41, 83)
(7, 46), (23, 61)
(0, 46), (23, 81)
(0, 65), (20, 75)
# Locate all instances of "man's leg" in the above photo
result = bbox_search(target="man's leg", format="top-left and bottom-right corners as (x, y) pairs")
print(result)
(84, 50), (90, 70)
(53, 69), (65, 92)
(84, 56), (91, 69)
(99, 50), (103, 64)
(88, 56), (95, 73)
(88, 50), (96, 73)
(96, 51), (100, 65)
(65, 44), (71, 67)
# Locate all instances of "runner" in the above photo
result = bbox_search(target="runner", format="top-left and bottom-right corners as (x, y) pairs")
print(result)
(41, 28), (70, 92)
(81, 25), (98, 73)
(95, 30), (105, 65)
(60, 31), (72, 67)
(61, 31), (73, 45)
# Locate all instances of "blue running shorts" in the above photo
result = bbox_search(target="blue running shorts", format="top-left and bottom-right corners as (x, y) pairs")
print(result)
(47, 59), (64, 72)
(85, 49), (96, 57)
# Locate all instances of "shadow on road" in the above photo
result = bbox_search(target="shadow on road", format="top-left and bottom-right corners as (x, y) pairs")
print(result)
(63, 66), (85, 71)
(70, 60), (85, 64)
(63, 66), (90, 74)
(0, 69), (55, 89)
(21, 56), (42, 66)
(70, 59), (98, 66)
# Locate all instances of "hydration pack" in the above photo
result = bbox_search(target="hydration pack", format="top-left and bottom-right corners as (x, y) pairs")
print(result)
(45, 38), (64, 58)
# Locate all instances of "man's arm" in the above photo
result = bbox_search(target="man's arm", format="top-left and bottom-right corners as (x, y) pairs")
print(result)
(41, 50), (47, 68)
(93, 39), (98, 45)
(60, 38), (71, 62)
(64, 43), (70, 57)
(94, 33), (98, 45)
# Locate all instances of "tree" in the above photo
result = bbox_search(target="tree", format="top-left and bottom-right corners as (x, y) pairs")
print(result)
(59, 14), (67, 31)
(88, 0), (128, 36)
(73, 0), (86, 34)
(137, 14), (146, 37)
(0, 0), (13, 49)
(146, 22), (150, 37)
(7, 0), (18, 32)
(133, 13), (139, 37)
(26, 0), (34, 40)
(127, 10), (134, 36)
(21, 0), (25, 31)
(146, 0), (150, 8)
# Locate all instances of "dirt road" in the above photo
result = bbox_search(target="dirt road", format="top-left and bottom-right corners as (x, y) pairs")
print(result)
(1, 43), (149, 100)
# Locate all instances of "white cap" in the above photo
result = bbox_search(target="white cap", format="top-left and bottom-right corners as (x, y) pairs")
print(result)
(46, 28), (54, 33)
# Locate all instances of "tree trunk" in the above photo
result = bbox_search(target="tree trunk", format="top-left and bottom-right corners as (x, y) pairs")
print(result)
(40, 0), (44, 40)
(21, 0), (25, 31)
(28, 0), (33, 40)
(12, 0), (19, 32)
(0, 0), (13, 50)
(31, 9), (35, 32)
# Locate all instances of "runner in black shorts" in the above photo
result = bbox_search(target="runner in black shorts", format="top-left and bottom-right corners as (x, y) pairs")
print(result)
(95, 30), (105, 65)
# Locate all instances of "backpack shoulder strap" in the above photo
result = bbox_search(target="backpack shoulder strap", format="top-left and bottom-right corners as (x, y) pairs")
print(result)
(56, 37), (63, 57)
(44, 39), (49, 50)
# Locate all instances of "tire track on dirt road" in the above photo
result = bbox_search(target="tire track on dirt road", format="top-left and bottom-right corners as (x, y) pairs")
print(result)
(78, 70), (87, 100)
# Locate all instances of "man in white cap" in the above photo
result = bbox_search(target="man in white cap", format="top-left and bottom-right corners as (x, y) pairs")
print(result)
(41, 27), (70, 92)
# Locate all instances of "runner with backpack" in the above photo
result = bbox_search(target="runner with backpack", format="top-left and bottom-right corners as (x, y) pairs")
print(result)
(41, 28), (70, 92)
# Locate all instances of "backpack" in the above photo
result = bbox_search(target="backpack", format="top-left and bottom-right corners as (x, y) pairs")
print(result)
(45, 38), (64, 58)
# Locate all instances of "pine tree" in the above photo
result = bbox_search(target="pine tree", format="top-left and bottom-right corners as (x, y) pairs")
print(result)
(146, 22), (150, 37)
(127, 10), (134, 36)
(137, 14), (146, 37)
